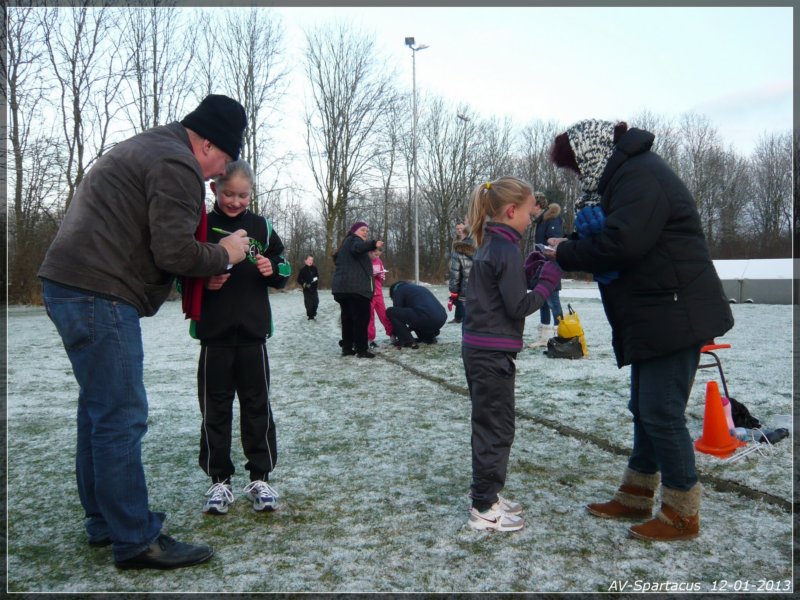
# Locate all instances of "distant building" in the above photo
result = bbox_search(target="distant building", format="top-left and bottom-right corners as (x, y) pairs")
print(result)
(712, 259), (793, 305)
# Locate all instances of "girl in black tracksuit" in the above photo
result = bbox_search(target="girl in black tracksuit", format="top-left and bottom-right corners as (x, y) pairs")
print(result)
(193, 160), (291, 514)
(462, 176), (562, 532)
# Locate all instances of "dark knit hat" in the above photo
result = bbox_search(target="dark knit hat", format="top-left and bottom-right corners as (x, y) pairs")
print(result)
(349, 221), (369, 234)
(181, 94), (247, 160)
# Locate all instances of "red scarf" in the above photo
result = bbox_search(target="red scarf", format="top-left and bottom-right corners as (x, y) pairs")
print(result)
(181, 209), (208, 321)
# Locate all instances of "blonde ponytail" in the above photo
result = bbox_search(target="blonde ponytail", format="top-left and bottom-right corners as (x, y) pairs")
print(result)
(466, 176), (533, 246)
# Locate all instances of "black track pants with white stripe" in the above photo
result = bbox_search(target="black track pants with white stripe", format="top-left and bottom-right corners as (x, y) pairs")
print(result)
(462, 346), (516, 512)
(197, 344), (276, 483)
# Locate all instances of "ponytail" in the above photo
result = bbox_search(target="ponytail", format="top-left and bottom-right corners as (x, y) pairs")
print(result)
(466, 176), (533, 247)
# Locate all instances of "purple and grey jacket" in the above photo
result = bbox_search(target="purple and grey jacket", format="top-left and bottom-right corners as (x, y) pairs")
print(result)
(462, 222), (548, 353)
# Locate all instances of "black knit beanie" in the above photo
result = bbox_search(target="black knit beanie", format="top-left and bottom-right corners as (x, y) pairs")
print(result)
(181, 94), (247, 160)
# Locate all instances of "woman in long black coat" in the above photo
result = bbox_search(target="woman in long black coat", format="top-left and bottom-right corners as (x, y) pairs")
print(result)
(331, 221), (383, 358)
(547, 119), (733, 541)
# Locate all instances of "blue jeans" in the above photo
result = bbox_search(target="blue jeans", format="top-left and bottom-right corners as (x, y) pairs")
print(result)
(538, 290), (563, 326)
(42, 280), (163, 561)
(627, 345), (702, 491)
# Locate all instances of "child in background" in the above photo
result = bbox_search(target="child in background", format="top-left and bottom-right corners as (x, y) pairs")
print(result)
(448, 220), (475, 324)
(193, 160), (291, 516)
(297, 255), (320, 320)
(462, 176), (562, 532)
(367, 248), (393, 347)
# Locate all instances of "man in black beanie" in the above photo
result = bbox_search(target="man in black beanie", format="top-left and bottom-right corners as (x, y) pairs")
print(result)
(38, 94), (250, 570)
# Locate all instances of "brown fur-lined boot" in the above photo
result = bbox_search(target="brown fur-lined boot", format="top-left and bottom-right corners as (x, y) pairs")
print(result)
(587, 468), (660, 519)
(628, 483), (701, 541)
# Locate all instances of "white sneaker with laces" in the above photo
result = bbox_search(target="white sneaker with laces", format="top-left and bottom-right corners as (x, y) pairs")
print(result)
(496, 494), (523, 515)
(203, 482), (234, 515)
(468, 501), (525, 532)
(243, 480), (279, 512)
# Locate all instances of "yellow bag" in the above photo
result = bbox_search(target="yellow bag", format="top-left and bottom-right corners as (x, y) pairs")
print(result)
(556, 304), (588, 356)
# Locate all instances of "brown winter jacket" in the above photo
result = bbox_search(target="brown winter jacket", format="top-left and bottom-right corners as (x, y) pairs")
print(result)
(38, 122), (229, 316)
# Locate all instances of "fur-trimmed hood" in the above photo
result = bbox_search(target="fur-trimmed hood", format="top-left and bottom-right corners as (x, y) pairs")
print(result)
(541, 203), (561, 222)
(452, 237), (475, 256)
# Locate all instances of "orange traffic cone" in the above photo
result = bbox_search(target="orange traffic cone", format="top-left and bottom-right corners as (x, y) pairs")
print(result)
(694, 381), (746, 458)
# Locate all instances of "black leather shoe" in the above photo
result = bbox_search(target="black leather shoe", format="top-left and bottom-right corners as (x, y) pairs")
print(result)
(115, 534), (213, 570)
(356, 351), (375, 358)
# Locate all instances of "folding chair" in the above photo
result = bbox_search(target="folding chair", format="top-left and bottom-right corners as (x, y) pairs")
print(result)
(698, 342), (732, 399)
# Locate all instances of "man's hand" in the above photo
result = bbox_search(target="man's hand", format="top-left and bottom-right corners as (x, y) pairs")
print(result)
(206, 273), (231, 290)
(255, 255), (273, 277)
(375, 240), (384, 249)
(217, 229), (250, 264)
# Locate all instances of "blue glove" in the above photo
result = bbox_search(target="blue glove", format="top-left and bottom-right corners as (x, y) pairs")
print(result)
(532, 261), (562, 298)
(593, 271), (619, 285)
(524, 251), (546, 281)
(575, 205), (606, 239)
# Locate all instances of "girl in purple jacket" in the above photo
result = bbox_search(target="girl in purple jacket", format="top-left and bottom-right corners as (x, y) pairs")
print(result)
(462, 176), (562, 532)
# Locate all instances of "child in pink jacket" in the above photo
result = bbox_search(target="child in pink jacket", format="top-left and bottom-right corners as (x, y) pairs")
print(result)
(368, 248), (393, 346)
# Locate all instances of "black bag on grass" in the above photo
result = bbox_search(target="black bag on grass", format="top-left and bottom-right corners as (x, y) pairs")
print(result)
(545, 336), (584, 359)
(729, 396), (761, 429)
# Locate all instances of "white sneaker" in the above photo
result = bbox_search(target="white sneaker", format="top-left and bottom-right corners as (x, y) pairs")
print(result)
(497, 494), (523, 515)
(243, 480), (279, 512)
(203, 482), (234, 515)
(468, 501), (525, 532)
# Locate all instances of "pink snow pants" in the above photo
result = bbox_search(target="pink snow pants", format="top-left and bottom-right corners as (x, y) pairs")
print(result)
(368, 290), (393, 341)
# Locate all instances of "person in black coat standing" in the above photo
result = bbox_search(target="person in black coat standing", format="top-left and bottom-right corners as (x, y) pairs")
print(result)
(297, 255), (319, 320)
(528, 191), (564, 347)
(331, 221), (383, 358)
(547, 119), (733, 542)
(387, 281), (448, 348)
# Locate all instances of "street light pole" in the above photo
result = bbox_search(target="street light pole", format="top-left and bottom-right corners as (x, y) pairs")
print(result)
(405, 37), (428, 284)
(457, 113), (470, 203)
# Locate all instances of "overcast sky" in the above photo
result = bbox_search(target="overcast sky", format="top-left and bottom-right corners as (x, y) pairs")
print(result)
(269, 5), (793, 156)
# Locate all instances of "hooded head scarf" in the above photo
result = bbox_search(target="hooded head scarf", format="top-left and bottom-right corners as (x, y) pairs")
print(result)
(564, 119), (617, 191)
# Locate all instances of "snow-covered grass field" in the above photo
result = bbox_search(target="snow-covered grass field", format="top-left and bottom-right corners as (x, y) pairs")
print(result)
(6, 282), (794, 593)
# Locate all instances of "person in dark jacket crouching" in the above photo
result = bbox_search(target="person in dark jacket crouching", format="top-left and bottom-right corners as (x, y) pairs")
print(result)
(387, 281), (448, 348)
(331, 221), (383, 358)
(547, 119), (734, 541)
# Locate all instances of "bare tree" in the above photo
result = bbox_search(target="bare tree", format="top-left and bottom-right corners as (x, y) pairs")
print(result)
(372, 88), (405, 262)
(40, 3), (129, 210)
(714, 149), (751, 257)
(7, 5), (65, 303)
(515, 118), (575, 250)
(630, 109), (680, 166)
(119, 1), (197, 132)
(676, 112), (726, 245)
(417, 98), (470, 275)
(749, 131), (792, 255)
(209, 8), (289, 215)
(478, 115), (515, 181)
(303, 23), (398, 283)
